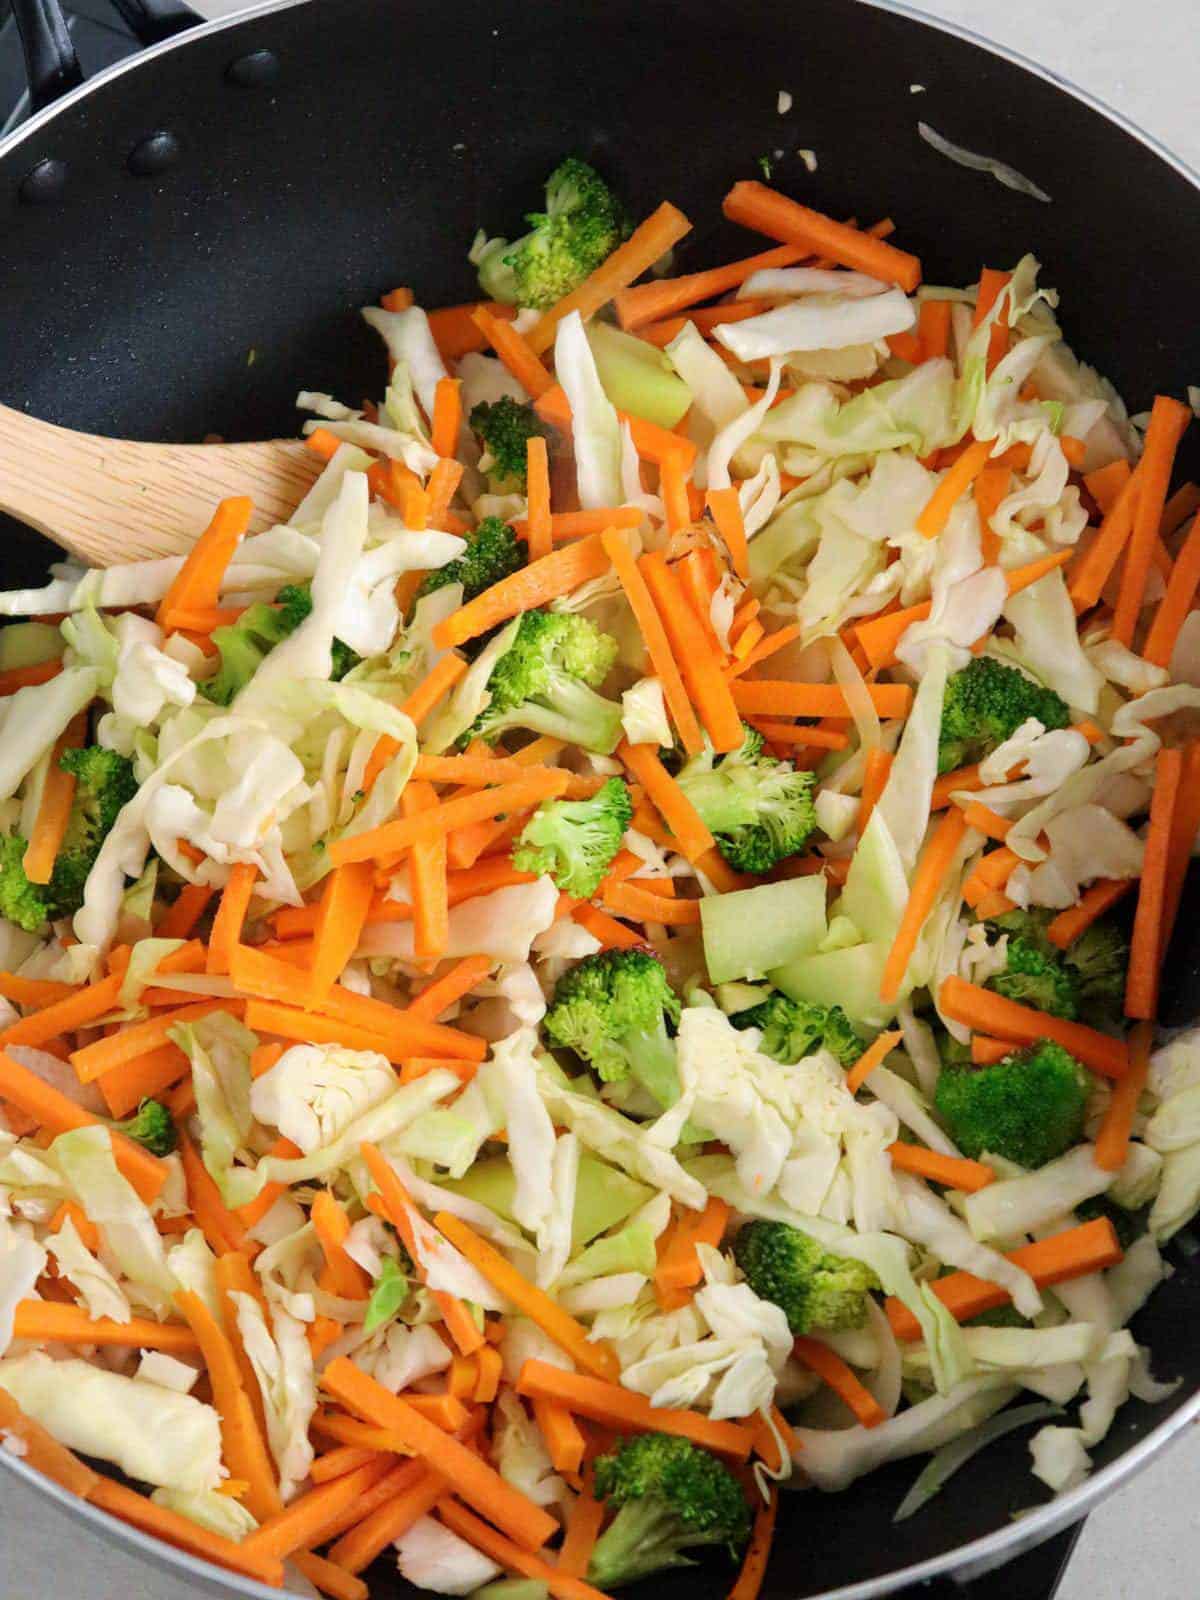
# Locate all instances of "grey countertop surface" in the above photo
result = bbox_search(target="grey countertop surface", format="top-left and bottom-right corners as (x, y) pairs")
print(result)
(3, 1), (1200, 1597)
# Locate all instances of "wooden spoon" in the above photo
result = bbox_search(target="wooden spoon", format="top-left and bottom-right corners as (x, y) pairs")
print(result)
(0, 402), (323, 567)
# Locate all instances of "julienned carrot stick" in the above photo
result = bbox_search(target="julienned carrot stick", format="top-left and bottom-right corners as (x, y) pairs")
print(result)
(973, 268), (1011, 373)
(572, 903), (645, 949)
(70, 998), (237, 1083)
(938, 976), (1130, 1078)
(791, 1337), (887, 1428)
(958, 801), (1014, 842)
(526, 201), (693, 355)
(158, 881), (215, 940)
(707, 486), (749, 580)
(402, 782), (449, 961)
(239, 1457), (397, 1562)
(858, 749), (893, 835)
(601, 879), (700, 925)
(516, 1360), (754, 1460)
(0, 1388), (99, 1499)
(206, 862), (258, 975)
(886, 1217), (1123, 1338)
(557, 1472), (606, 1579)
(88, 1477), (284, 1587)
(514, 507), (643, 540)
(437, 1499), (611, 1600)
(327, 1464), (446, 1574)
(726, 625), (804, 681)
(0, 972), (76, 1008)
(428, 300), (515, 360)
(314, 984), (484, 1060)
(0, 970), (122, 1048)
(306, 860), (375, 1004)
(728, 1486), (777, 1600)
(532, 1397), (587, 1475)
(1095, 1020), (1152, 1173)
(636, 299), (773, 348)
(23, 712), (86, 883)
(525, 434), (553, 563)
(431, 377), (462, 458)
(619, 741), (714, 864)
(329, 770), (570, 866)
(1160, 742), (1200, 961)
(432, 535), (610, 650)
(723, 180), (921, 292)
(157, 497), (253, 630)
(971, 1035), (1013, 1066)
(602, 529), (704, 755)
(97, 1042), (191, 1119)
(887, 1141), (995, 1192)
(472, 306), (555, 399)
(844, 1029), (902, 1094)
(433, 1211), (619, 1381)
(1126, 744), (1183, 1020)
(179, 1128), (252, 1256)
(917, 298), (952, 362)
(1046, 879), (1135, 949)
(10, 1300), (199, 1351)
(311, 1191), (371, 1300)
(0, 1047), (165, 1202)
(0, 658), (62, 694)
(916, 438), (995, 538)
(639, 552), (743, 751)
(660, 452), (692, 534)
(1112, 395), (1192, 646)
(879, 808), (969, 1004)
(1070, 467), (1140, 612)
(313, 1398), (469, 1448)
(322, 1358), (559, 1552)
(1144, 504), (1200, 666)
(427, 457), (465, 530)
(973, 463), (1010, 566)
(406, 954), (494, 1022)
(730, 679), (913, 720)
(613, 241), (806, 328)
(743, 720), (848, 750)
(535, 383), (697, 469)
(291, 1552), (368, 1600)
(655, 1197), (730, 1306)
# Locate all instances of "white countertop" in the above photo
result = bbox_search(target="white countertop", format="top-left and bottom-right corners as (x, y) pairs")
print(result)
(3, 2), (1199, 1598)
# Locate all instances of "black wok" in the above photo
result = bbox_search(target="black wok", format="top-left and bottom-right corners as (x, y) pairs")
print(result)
(1, 0), (1199, 1594)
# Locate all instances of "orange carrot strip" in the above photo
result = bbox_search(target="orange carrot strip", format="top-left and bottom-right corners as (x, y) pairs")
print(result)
(888, 1141), (995, 1192)
(322, 1358), (558, 1551)
(311, 1191), (371, 1300)
(974, 464), (1010, 566)
(516, 1360), (753, 1460)
(0, 970), (122, 1048)
(363, 652), (469, 789)
(438, 1498), (612, 1600)
(70, 999), (238, 1083)
(22, 712), (86, 884)
(178, 1128), (253, 1256)
(601, 528), (704, 755)
(157, 497), (253, 629)
(402, 782), (449, 962)
(973, 268), (1011, 373)
(706, 487), (749, 580)
(238, 1458), (396, 1563)
(431, 377), (462, 458)
(636, 299), (774, 348)
(880, 809), (969, 1004)
(535, 383), (696, 469)
(640, 552), (743, 751)
(313, 1399), (469, 1449)
(525, 434), (553, 564)
(1070, 469), (1140, 613)
(526, 202), (693, 355)
(971, 1035), (1013, 1066)
(0, 972), (77, 1008)
(428, 300), (516, 361)
(728, 1486), (777, 1600)
(723, 180), (921, 291)
(601, 880), (700, 926)
(1161, 741), (1200, 963)
(434, 1211), (618, 1380)
(306, 861), (375, 1004)
(332, 771), (569, 867)
(619, 741), (714, 863)
(726, 625), (804, 681)
(206, 863), (258, 976)
(660, 452), (692, 535)
(1126, 744), (1182, 1019)
(292, 1552), (368, 1600)
(1046, 879), (1135, 950)
(1112, 396), (1192, 645)
(572, 903), (645, 950)
(313, 983), (484, 1060)
(843, 1029), (902, 1094)
(1144, 504), (1200, 666)
(305, 428), (343, 461)
(471, 305), (555, 398)
(916, 439), (994, 539)
(10, 1300), (198, 1351)
(513, 507), (644, 541)
(558, 1471), (606, 1579)
(88, 1477), (283, 1586)
(406, 954), (494, 1023)
(938, 976), (1129, 1078)
(326, 1463), (445, 1574)
(791, 1338), (886, 1427)
(858, 749), (893, 835)
(242, 998), (474, 1070)
(97, 1042), (191, 1119)
(1094, 1018), (1152, 1175)
(426, 457), (465, 531)
(0, 1046), (165, 1202)
(613, 242), (806, 329)
(917, 298), (952, 362)
(433, 534), (610, 651)
(730, 679), (913, 719)
(654, 1197), (730, 1304)
(972, 889), (1018, 920)
(959, 801), (1014, 842)
(0, 658), (63, 694)
(0, 1388), (100, 1499)
(473, 1344), (503, 1404)
(743, 721), (848, 750)
(158, 882), (215, 940)
(886, 1218), (1123, 1338)
(532, 1398), (587, 1475)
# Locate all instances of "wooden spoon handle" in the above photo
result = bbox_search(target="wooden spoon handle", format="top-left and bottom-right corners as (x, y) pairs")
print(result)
(0, 402), (321, 567)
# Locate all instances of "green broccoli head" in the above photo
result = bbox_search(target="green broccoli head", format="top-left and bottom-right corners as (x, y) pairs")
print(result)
(418, 517), (526, 604)
(1064, 919), (1128, 1019)
(730, 992), (861, 1067)
(468, 609), (622, 753)
(934, 1040), (1090, 1168)
(112, 1098), (177, 1157)
(732, 1219), (879, 1335)
(587, 1433), (750, 1590)
(676, 726), (816, 873)
(201, 584), (358, 706)
(273, 584), (361, 681)
(59, 747), (138, 847)
(989, 934), (1079, 1020)
(475, 158), (632, 311)
(469, 399), (551, 494)
(938, 656), (1070, 775)
(0, 835), (53, 931)
(545, 948), (682, 1110)
(512, 778), (632, 899)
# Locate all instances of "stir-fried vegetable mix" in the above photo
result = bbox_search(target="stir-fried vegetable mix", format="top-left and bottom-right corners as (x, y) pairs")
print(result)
(1, 158), (1199, 1600)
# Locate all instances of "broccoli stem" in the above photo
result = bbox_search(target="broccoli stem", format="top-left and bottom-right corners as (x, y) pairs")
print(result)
(588, 1499), (707, 1590)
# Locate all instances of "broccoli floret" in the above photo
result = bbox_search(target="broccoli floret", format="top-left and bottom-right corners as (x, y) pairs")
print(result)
(938, 656), (1070, 775)
(512, 778), (633, 899)
(544, 949), (682, 1111)
(112, 1098), (177, 1157)
(587, 1433), (750, 1590)
(730, 992), (861, 1067)
(467, 609), (622, 753)
(0, 835), (53, 931)
(732, 1219), (879, 1335)
(418, 516), (526, 604)
(474, 158), (631, 311)
(676, 726), (816, 873)
(202, 584), (358, 706)
(1064, 919), (1128, 1020)
(934, 1040), (1090, 1168)
(989, 934), (1079, 1020)
(469, 399), (550, 494)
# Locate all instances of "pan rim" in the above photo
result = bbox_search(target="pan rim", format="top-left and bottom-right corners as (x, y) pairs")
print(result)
(1, 0), (1199, 1595)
